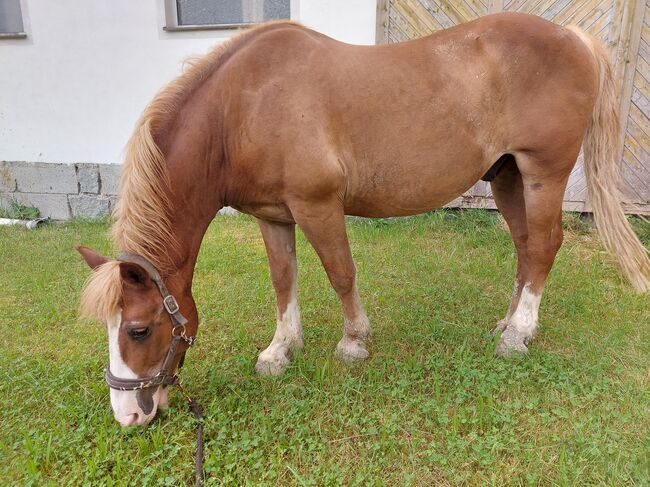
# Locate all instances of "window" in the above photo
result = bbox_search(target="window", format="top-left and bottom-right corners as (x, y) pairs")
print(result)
(0, 0), (26, 38)
(164, 0), (291, 31)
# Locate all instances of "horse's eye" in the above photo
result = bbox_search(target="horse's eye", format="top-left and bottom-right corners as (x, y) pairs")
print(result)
(127, 326), (151, 341)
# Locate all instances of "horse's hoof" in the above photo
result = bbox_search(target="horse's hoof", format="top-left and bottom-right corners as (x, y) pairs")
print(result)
(335, 337), (369, 362)
(254, 351), (290, 376)
(495, 327), (530, 357)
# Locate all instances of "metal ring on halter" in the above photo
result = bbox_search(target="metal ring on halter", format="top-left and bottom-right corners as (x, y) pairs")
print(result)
(172, 323), (187, 338)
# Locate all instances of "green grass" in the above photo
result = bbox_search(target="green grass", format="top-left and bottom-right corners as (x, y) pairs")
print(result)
(0, 210), (648, 486)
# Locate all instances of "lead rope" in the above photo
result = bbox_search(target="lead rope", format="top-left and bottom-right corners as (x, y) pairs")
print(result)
(177, 382), (204, 486)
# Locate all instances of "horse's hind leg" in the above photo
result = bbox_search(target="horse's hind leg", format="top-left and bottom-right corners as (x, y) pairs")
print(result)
(489, 156), (529, 334)
(255, 219), (303, 375)
(291, 199), (372, 362)
(495, 153), (571, 355)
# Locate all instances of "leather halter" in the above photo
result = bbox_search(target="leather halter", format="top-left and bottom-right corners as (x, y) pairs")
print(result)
(104, 252), (195, 391)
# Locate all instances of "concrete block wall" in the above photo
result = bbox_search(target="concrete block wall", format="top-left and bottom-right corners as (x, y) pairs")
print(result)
(0, 161), (120, 219)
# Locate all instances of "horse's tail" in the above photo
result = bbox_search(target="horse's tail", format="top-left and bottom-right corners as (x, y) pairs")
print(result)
(567, 26), (650, 292)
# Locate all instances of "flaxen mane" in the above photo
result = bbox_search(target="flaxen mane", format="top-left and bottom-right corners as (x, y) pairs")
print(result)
(113, 20), (299, 274)
(82, 21), (300, 320)
(79, 261), (123, 321)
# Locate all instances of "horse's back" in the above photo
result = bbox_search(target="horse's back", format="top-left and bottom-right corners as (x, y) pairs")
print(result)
(222, 13), (598, 218)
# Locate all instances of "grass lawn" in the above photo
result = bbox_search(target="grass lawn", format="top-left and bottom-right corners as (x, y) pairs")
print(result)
(0, 210), (648, 486)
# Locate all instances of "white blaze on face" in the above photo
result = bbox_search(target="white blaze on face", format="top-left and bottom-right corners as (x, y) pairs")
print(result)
(107, 312), (163, 427)
(509, 283), (542, 336)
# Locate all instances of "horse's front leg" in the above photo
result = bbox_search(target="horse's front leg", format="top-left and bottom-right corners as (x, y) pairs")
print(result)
(255, 219), (303, 375)
(291, 199), (372, 362)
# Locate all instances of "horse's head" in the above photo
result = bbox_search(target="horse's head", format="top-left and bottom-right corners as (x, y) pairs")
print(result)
(76, 246), (196, 427)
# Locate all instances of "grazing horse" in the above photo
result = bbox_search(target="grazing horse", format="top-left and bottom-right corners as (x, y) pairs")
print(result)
(78, 13), (649, 427)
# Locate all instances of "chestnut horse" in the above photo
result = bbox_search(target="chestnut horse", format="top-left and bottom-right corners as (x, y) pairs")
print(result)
(78, 13), (649, 427)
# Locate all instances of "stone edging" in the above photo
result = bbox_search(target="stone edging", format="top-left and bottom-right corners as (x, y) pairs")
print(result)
(0, 161), (119, 219)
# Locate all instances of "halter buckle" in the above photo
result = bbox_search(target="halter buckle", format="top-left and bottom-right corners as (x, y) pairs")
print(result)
(163, 295), (180, 315)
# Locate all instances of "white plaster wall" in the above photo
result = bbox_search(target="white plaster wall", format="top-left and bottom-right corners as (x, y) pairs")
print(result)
(0, 0), (376, 165)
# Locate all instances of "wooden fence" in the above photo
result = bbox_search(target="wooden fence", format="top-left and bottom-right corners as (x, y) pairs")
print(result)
(376, 0), (650, 214)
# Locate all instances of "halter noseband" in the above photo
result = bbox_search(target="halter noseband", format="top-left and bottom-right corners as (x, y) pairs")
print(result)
(104, 252), (195, 391)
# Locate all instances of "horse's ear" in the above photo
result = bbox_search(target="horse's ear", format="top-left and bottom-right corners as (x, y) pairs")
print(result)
(76, 246), (109, 270)
(119, 262), (151, 287)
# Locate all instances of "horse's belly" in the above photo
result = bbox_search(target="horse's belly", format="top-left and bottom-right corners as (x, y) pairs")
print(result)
(343, 154), (487, 218)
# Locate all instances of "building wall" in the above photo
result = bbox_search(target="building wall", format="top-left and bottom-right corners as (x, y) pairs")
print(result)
(0, 0), (377, 218)
(1, 0), (376, 165)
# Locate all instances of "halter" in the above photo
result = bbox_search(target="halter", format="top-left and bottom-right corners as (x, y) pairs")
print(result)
(104, 252), (195, 390)
(106, 252), (204, 486)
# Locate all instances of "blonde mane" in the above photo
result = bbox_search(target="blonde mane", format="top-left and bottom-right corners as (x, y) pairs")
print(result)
(111, 21), (300, 274)
(79, 261), (123, 322)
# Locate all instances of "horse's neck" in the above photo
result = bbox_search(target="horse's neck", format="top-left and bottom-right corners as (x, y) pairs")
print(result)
(155, 78), (229, 285)
(163, 156), (224, 288)
(167, 215), (212, 287)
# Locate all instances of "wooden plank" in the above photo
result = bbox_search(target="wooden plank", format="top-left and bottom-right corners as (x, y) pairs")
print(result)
(581, 4), (612, 35)
(621, 156), (650, 203)
(415, 0), (457, 30)
(387, 10), (415, 41)
(412, 1), (448, 31)
(638, 37), (649, 63)
(395, 1), (437, 35)
(631, 84), (650, 118)
(507, 0), (540, 11)
(389, 5), (431, 40)
(540, 0), (574, 20)
(552, 0), (595, 25)
(462, 0), (489, 18)
(629, 102), (650, 144)
(376, 0), (389, 44)
(564, 156), (588, 202)
(625, 119), (650, 166)
(616, 0), (646, 166)
(506, 0), (538, 13)
(562, 0), (610, 31)
(488, 0), (504, 13)
(621, 148), (650, 202)
(438, 0), (483, 23)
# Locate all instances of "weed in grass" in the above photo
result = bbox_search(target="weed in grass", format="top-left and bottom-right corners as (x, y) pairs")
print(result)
(0, 199), (40, 219)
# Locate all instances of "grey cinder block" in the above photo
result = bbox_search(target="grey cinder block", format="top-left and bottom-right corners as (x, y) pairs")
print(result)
(69, 195), (110, 219)
(0, 162), (17, 192)
(13, 162), (78, 194)
(99, 164), (121, 195)
(76, 164), (100, 194)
